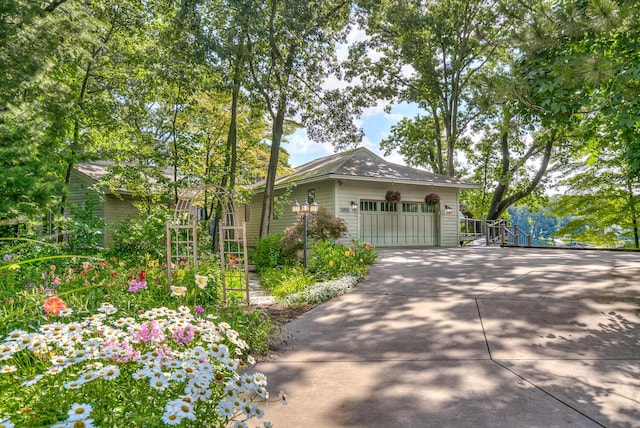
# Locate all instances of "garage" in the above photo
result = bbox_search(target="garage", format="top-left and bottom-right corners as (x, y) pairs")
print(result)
(360, 200), (438, 246)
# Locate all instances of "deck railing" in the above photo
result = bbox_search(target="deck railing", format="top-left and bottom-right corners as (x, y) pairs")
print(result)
(460, 218), (532, 247)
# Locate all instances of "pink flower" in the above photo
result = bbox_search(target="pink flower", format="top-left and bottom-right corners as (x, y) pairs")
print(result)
(172, 325), (195, 346)
(128, 280), (147, 293)
(133, 320), (166, 344)
(194, 305), (204, 314)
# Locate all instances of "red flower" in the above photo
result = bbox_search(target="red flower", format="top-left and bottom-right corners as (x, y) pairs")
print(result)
(138, 270), (147, 281)
(43, 296), (67, 316)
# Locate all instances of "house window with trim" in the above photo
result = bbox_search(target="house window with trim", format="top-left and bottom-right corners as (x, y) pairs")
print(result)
(402, 202), (418, 212)
(380, 202), (397, 212)
(360, 201), (377, 211)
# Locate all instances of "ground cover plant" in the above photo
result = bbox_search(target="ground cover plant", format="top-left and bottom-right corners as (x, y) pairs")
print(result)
(0, 239), (282, 427)
(258, 238), (378, 304)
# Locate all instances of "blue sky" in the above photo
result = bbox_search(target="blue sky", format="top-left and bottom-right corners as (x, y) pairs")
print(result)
(286, 102), (421, 168)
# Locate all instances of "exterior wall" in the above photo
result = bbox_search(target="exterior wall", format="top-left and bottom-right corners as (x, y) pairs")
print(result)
(337, 180), (460, 246)
(245, 180), (337, 247)
(103, 194), (140, 245)
(245, 178), (461, 247)
(68, 170), (143, 247)
(66, 170), (106, 244)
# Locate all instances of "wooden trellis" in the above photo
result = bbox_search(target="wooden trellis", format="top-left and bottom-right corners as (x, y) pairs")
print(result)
(166, 185), (250, 304)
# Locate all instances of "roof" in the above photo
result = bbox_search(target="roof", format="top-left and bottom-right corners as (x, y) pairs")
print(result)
(74, 161), (175, 194)
(253, 147), (478, 190)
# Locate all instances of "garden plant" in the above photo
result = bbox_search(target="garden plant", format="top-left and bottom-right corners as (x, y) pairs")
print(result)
(0, 238), (283, 427)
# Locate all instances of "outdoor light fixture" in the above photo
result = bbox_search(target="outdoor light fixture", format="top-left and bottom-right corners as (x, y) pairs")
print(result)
(445, 205), (452, 215)
(291, 199), (318, 269)
(350, 201), (358, 212)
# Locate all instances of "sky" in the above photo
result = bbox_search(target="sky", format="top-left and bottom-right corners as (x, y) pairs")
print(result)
(284, 25), (422, 168)
(285, 102), (420, 168)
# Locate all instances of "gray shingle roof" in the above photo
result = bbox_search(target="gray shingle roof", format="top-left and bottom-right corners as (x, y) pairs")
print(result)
(255, 147), (477, 189)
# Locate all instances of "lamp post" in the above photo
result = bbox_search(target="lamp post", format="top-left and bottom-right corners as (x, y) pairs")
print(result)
(292, 199), (318, 269)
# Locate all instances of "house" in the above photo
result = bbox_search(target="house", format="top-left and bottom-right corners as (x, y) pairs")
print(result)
(67, 162), (173, 246)
(244, 147), (478, 247)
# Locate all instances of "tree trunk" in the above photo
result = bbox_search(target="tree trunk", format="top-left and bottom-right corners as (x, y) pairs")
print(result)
(259, 100), (286, 238)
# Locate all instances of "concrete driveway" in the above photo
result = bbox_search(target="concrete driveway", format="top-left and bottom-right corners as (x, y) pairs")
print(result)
(252, 247), (640, 428)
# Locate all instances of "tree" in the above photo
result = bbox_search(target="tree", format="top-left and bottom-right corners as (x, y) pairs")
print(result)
(247, 0), (355, 237)
(353, 0), (506, 176)
(549, 149), (640, 248)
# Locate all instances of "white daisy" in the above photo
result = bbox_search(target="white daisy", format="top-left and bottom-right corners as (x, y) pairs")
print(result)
(279, 390), (288, 405)
(131, 369), (148, 380)
(216, 400), (235, 418)
(174, 401), (196, 421)
(100, 365), (120, 380)
(64, 379), (85, 389)
(67, 418), (95, 428)
(0, 365), (17, 374)
(161, 411), (182, 426)
(0, 418), (14, 428)
(4, 329), (27, 341)
(149, 375), (170, 391)
(169, 369), (187, 382)
(21, 373), (44, 387)
(67, 403), (93, 421)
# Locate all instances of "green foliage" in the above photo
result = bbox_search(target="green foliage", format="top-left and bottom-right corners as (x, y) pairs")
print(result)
(110, 207), (172, 262)
(310, 240), (377, 279)
(59, 198), (106, 253)
(259, 265), (315, 299)
(253, 233), (286, 273)
(280, 206), (348, 262)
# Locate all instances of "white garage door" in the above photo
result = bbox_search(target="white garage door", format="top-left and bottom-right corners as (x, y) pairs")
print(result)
(360, 201), (437, 246)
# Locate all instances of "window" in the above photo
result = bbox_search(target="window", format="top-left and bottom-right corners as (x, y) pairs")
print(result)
(421, 203), (436, 213)
(402, 202), (418, 212)
(380, 202), (397, 212)
(360, 201), (377, 212)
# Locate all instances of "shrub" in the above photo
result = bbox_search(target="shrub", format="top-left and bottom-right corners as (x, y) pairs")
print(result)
(280, 206), (348, 262)
(110, 206), (172, 261)
(59, 199), (106, 253)
(253, 233), (285, 273)
(310, 240), (377, 279)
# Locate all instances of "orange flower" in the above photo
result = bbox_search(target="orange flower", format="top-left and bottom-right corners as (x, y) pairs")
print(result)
(43, 296), (67, 316)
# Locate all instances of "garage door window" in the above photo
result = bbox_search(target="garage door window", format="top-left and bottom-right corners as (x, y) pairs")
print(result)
(380, 202), (397, 212)
(360, 201), (377, 211)
(421, 203), (437, 213)
(402, 202), (419, 212)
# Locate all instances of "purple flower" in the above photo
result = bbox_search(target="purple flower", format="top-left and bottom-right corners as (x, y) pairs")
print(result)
(128, 280), (147, 293)
(194, 305), (204, 314)
(3, 254), (12, 261)
(425, 193), (440, 204)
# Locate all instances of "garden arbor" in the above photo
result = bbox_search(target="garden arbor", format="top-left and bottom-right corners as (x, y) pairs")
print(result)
(166, 185), (249, 303)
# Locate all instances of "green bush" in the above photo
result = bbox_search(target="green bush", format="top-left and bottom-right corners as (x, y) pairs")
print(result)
(253, 233), (285, 273)
(110, 206), (172, 261)
(310, 240), (378, 279)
